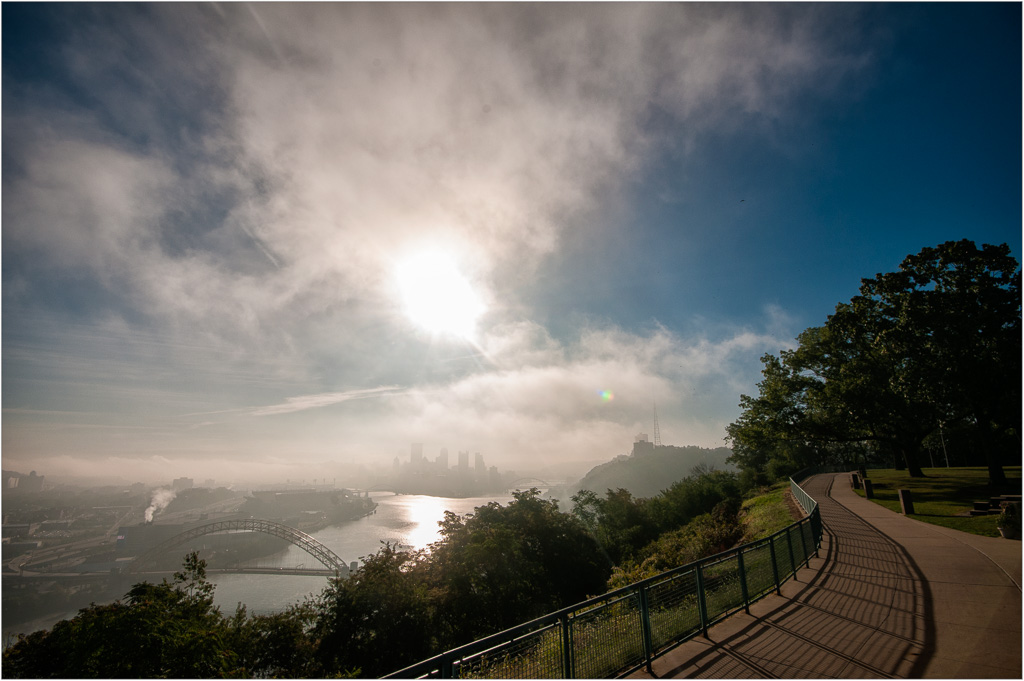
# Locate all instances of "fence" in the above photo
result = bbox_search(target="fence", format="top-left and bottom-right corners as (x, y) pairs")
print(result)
(385, 473), (824, 679)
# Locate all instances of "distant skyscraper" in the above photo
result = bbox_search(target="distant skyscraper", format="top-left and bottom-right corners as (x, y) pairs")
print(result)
(438, 448), (449, 471)
(474, 452), (485, 474)
(458, 451), (469, 473)
(172, 477), (194, 492)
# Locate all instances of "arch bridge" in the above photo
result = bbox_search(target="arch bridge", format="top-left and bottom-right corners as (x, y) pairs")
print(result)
(505, 477), (555, 492)
(126, 518), (348, 576)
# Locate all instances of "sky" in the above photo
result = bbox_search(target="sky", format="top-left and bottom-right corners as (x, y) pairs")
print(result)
(3, 3), (1021, 486)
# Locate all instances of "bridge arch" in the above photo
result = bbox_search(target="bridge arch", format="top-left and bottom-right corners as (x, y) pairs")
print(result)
(506, 477), (553, 491)
(126, 518), (347, 575)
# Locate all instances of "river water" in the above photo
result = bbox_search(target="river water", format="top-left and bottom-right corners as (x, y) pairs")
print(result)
(2, 492), (517, 640)
(208, 492), (514, 615)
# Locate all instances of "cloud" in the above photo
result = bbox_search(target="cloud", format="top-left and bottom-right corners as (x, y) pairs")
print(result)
(5, 4), (867, 342)
(2, 5), (862, 482)
(252, 386), (407, 416)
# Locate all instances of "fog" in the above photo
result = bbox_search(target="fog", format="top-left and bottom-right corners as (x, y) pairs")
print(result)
(9, 4), (1012, 487)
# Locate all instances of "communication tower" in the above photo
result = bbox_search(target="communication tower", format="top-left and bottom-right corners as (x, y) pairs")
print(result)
(653, 403), (662, 447)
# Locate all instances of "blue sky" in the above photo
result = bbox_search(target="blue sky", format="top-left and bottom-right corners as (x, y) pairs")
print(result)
(3, 4), (1020, 485)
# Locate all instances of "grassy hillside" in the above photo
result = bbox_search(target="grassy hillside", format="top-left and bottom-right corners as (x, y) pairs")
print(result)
(739, 482), (800, 541)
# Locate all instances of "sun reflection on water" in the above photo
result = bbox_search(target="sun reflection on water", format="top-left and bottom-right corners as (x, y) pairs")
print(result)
(394, 495), (448, 549)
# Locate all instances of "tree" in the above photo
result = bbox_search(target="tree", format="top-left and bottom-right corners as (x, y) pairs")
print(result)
(3, 552), (238, 678)
(228, 602), (322, 678)
(647, 466), (742, 531)
(727, 240), (1020, 484)
(429, 489), (610, 645)
(312, 544), (434, 677)
(569, 488), (659, 566)
(856, 240), (1020, 483)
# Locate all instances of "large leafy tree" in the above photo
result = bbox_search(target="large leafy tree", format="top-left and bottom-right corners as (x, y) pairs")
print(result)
(569, 487), (658, 566)
(3, 553), (238, 678)
(428, 489), (610, 644)
(312, 544), (435, 677)
(728, 240), (1020, 484)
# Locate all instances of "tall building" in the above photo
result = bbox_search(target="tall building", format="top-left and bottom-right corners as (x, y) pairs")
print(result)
(474, 452), (485, 475)
(458, 451), (469, 474)
(437, 448), (449, 471)
(172, 477), (194, 492)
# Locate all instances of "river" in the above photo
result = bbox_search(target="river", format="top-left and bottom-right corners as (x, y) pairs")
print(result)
(207, 491), (515, 614)
(2, 492), (518, 641)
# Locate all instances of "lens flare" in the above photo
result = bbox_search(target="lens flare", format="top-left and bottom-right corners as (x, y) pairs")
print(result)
(599, 390), (614, 401)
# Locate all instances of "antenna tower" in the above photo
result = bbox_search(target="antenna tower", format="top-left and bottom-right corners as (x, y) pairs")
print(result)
(653, 402), (662, 447)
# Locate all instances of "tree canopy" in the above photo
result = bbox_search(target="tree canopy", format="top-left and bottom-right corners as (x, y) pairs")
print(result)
(727, 240), (1020, 484)
(4, 469), (762, 678)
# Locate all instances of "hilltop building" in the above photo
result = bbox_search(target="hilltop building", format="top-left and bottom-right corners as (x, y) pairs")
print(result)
(632, 433), (655, 457)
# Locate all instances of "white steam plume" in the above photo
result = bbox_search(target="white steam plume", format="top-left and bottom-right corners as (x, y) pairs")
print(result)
(145, 488), (177, 522)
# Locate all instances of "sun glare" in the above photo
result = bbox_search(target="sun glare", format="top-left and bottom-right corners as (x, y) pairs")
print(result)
(396, 250), (486, 340)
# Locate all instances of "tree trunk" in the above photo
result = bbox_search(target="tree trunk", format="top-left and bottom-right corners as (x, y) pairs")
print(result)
(981, 426), (1008, 487)
(902, 444), (925, 477)
(987, 457), (1007, 488)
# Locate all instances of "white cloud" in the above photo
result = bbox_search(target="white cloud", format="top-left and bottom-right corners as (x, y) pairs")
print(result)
(2, 4), (859, 481)
(252, 387), (407, 416)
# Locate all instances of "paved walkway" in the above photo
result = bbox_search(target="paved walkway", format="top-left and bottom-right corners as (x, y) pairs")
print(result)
(628, 473), (1022, 679)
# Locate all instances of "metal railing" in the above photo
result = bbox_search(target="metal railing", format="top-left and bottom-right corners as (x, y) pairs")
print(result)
(385, 475), (824, 679)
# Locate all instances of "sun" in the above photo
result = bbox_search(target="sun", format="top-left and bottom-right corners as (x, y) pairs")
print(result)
(395, 250), (486, 340)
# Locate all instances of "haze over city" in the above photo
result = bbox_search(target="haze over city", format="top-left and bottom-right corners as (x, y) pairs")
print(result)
(3, 3), (1020, 486)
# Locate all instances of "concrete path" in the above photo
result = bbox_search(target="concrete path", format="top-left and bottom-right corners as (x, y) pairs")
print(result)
(628, 473), (1022, 679)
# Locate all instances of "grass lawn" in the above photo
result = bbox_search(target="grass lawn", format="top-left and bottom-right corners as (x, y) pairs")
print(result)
(853, 466), (1021, 537)
(740, 482), (795, 541)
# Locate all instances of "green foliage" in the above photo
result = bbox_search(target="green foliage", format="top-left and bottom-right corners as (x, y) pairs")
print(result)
(3, 494), (614, 679)
(6, 479), (760, 678)
(4, 552), (237, 678)
(727, 240), (1021, 485)
(430, 489), (610, 644)
(997, 503), (1020, 536)
(647, 465), (741, 531)
(570, 488), (658, 566)
(312, 544), (433, 677)
(607, 499), (743, 589)
(571, 467), (743, 568)
(228, 602), (323, 678)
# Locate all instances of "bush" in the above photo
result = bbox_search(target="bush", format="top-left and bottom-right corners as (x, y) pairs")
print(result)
(997, 503), (1020, 539)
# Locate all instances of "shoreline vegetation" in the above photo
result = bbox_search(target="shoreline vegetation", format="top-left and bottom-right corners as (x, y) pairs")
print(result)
(3, 468), (785, 677)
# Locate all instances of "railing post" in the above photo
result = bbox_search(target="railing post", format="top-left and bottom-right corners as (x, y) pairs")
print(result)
(695, 564), (710, 638)
(812, 507), (821, 556)
(560, 613), (573, 679)
(440, 654), (453, 679)
(639, 586), (654, 673)
(798, 518), (810, 568)
(768, 535), (781, 595)
(785, 527), (797, 580)
(737, 549), (750, 614)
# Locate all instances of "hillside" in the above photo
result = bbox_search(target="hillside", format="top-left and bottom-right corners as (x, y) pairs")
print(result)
(574, 444), (735, 499)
